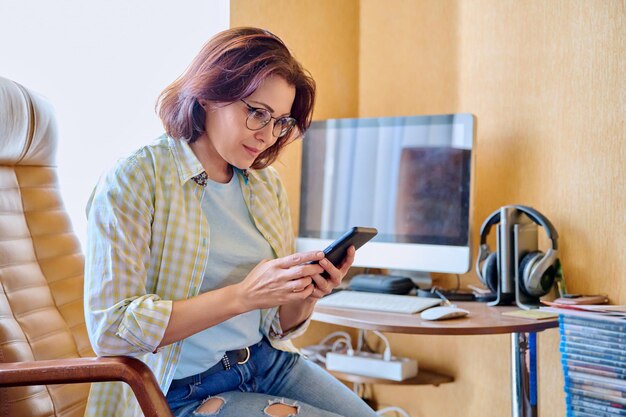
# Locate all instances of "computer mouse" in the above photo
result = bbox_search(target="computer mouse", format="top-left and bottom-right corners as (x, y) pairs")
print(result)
(420, 306), (470, 321)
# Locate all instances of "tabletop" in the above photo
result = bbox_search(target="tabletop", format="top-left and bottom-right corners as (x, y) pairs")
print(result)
(312, 301), (559, 335)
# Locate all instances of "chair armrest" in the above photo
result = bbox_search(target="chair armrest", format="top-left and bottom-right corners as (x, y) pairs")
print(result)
(0, 356), (173, 417)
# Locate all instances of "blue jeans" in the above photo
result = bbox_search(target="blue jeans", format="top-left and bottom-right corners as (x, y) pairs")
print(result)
(166, 338), (379, 417)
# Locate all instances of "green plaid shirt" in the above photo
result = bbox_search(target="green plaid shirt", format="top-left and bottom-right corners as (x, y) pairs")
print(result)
(84, 135), (308, 417)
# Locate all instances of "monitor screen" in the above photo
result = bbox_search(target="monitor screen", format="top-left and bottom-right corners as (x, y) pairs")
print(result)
(297, 113), (475, 273)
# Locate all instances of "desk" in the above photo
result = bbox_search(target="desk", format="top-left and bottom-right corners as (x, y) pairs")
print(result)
(312, 301), (558, 417)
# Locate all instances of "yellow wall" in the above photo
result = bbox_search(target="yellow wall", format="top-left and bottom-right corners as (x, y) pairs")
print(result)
(231, 0), (360, 225)
(232, 1), (625, 416)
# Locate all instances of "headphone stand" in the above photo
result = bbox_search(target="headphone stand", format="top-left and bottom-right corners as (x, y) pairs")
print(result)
(488, 209), (542, 309)
(477, 205), (562, 310)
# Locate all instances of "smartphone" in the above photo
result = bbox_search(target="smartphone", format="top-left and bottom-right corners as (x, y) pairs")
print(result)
(319, 226), (378, 268)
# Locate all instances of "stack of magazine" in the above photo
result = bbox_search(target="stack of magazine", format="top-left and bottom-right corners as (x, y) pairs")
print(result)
(542, 303), (626, 417)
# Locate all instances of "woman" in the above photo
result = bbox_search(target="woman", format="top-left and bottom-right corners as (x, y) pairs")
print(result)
(84, 27), (379, 417)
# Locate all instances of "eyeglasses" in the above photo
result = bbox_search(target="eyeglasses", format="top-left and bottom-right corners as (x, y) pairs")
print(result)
(240, 99), (297, 138)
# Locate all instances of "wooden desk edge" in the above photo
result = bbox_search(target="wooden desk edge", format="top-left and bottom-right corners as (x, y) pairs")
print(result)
(312, 302), (559, 335)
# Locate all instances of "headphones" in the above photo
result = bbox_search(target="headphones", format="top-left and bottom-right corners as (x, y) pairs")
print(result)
(475, 205), (560, 298)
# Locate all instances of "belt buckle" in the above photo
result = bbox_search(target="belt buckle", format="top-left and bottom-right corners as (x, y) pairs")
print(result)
(237, 347), (250, 365)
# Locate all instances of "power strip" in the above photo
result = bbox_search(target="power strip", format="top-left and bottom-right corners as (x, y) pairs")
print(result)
(326, 351), (418, 381)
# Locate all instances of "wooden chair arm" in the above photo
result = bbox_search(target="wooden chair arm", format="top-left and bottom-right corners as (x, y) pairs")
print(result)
(0, 356), (173, 417)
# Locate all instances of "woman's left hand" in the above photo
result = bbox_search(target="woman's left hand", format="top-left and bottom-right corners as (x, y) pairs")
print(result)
(307, 246), (356, 300)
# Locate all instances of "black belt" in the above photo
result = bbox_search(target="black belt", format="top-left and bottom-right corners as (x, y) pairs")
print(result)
(169, 347), (251, 391)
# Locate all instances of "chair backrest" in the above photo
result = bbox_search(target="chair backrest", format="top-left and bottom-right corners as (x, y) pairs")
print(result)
(0, 77), (94, 417)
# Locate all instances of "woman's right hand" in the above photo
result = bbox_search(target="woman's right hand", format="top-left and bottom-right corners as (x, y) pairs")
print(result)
(236, 251), (325, 310)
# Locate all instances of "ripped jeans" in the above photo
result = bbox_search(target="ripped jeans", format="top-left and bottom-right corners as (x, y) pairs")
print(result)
(166, 338), (379, 417)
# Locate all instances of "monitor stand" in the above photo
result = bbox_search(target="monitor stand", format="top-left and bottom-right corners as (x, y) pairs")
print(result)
(387, 269), (432, 289)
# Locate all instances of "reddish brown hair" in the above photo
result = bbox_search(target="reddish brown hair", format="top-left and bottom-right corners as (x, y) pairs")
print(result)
(157, 27), (316, 169)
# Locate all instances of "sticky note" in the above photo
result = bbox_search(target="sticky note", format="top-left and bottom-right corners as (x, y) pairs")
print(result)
(502, 310), (559, 320)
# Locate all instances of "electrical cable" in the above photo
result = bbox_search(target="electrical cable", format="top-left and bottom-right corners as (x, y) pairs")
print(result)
(370, 330), (391, 360)
(356, 330), (377, 354)
(301, 331), (353, 364)
(316, 331), (408, 415)
(320, 331), (352, 346)
(376, 406), (411, 417)
(344, 331), (411, 416)
(332, 338), (353, 355)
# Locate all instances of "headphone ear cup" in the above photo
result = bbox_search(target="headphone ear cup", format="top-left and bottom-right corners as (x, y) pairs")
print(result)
(519, 251), (557, 297)
(481, 252), (499, 293)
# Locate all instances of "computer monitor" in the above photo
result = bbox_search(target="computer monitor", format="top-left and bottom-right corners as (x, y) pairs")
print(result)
(296, 113), (476, 274)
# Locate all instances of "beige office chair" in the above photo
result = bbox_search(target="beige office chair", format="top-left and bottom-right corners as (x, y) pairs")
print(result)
(0, 77), (172, 417)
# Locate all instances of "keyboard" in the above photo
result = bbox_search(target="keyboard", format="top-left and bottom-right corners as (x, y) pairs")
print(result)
(317, 291), (442, 314)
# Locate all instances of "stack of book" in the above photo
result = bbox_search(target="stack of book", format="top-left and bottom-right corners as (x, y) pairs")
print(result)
(542, 303), (626, 416)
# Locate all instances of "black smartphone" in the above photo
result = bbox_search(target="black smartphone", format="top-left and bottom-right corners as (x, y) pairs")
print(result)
(319, 226), (378, 268)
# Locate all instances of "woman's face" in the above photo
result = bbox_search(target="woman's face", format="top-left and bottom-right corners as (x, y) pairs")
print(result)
(199, 75), (296, 171)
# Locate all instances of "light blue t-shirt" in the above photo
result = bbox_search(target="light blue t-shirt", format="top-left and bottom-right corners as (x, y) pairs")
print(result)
(174, 173), (273, 379)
